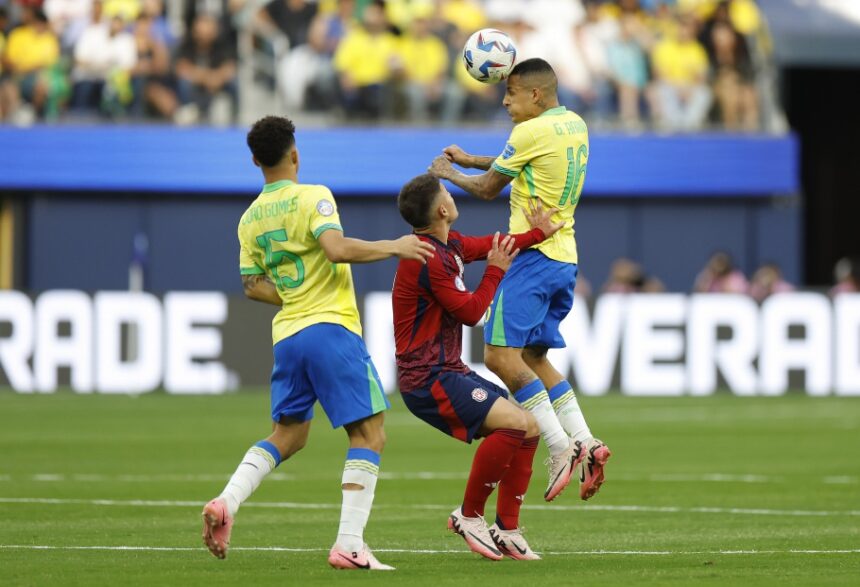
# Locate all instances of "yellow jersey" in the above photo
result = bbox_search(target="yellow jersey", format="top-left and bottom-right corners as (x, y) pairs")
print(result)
(333, 28), (399, 86)
(5, 26), (59, 73)
(238, 180), (362, 345)
(491, 106), (588, 264)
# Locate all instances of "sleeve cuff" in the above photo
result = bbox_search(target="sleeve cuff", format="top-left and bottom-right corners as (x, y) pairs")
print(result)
(491, 162), (519, 178)
(312, 223), (343, 239)
(240, 266), (265, 275)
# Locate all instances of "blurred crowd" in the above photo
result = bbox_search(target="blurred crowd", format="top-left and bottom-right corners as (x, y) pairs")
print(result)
(578, 252), (860, 301)
(0, 0), (772, 129)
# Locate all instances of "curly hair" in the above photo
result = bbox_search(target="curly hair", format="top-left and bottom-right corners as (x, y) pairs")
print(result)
(398, 173), (442, 228)
(246, 116), (296, 168)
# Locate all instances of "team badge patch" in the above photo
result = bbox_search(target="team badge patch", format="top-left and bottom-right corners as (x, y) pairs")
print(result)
(454, 255), (464, 277)
(502, 143), (516, 160)
(316, 199), (334, 216)
(454, 276), (466, 291)
(471, 388), (488, 402)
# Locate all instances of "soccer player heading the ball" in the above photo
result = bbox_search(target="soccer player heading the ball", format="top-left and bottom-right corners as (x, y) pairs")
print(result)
(201, 116), (434, 570)
(429, 58), (612, 502)
(393, 173), (563, 560)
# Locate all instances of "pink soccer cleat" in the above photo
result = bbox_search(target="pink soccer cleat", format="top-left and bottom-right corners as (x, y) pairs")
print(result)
(578, 438), (612, 500)
(543, 438), (582, 501)
(328, 544), (395, 570)
(489, 524), (541, 561)
(447, 506), (503, 561)
(201, 498), (233, 559)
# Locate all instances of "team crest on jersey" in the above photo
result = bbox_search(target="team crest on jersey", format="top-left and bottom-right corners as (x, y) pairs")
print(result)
(454, 255), (464, 277)
(471, 388), (488, 402)
(454, 276), (466, 291)
(316, 199), (334, 216)
(502, 143), (516, 159)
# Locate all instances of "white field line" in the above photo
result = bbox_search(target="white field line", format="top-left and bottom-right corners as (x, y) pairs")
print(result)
(3, 472), (857, 484)
(1, 497), (859, 518)
(0, 544), (858, 556)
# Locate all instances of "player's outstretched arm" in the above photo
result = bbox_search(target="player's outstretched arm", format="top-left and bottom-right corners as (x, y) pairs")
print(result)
(428, 155), (512, 201)
(318, 230), (434, 264)
(241, 274), (283, 306)
(443, 145), (495, 171)
(461, 200), (564, 262)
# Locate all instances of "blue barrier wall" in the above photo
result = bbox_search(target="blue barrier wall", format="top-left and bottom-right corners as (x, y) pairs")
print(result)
(1, 127), (798, 195)
(5, 127), (801, 292)
(23, 192), (800, 293)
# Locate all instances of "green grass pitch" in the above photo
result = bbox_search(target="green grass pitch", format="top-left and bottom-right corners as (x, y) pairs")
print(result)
(1, 392), (858, 585)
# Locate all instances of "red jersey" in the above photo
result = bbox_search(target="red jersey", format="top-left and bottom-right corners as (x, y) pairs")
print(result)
(392, 228), (545, 392)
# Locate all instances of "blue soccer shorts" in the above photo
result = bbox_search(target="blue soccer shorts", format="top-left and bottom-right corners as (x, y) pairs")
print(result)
(483, 249), (578, 349)
(270, 322), (390, 428)
(400, 370), (509, 444)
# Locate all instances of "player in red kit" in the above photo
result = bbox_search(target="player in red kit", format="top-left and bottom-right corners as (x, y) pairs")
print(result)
(392, 173), (563, 561)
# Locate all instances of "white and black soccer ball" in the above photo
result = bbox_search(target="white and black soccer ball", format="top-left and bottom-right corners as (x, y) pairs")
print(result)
(462, 28), (518, 84)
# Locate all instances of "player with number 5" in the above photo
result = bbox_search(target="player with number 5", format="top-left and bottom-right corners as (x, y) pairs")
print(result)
(428, 58), (612, 504)
(201, 116), (434, 570)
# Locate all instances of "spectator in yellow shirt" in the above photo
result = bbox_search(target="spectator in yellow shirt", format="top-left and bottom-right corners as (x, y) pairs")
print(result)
(651, 16), (712, 131)
(0, 7), (60, 122)
(333, 1), (400, 119)
(399, 14), (448, 122)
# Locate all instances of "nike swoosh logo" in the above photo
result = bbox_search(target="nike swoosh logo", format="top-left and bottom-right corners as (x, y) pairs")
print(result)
(513, 543), (528, 555)
(467, 531), (501, 555)
(338, 553), (371, 569)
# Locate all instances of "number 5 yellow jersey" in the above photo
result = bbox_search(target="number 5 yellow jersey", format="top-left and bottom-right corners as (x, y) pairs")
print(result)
(238, 180), (362, 345)
(491, 106), (588, 264)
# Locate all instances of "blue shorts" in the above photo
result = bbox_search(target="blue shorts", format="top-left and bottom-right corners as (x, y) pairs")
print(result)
(401, 371), (508, 444)
(270, 323), (390, 428)
(483, 249), (577, 349)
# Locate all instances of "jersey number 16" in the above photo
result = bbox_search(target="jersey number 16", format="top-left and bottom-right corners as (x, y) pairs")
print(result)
(559, 144), (588, 208)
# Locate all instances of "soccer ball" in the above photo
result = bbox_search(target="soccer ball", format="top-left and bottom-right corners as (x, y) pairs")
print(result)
(462, 29), (517, 84)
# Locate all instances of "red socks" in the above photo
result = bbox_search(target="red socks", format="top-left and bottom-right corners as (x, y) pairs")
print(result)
(496, 436), (539, 530)
(462, 429), (525, 518)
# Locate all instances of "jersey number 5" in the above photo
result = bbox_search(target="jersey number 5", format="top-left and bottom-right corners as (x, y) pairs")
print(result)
(256, 229), (305, 290)
(559, 144), (588, 207)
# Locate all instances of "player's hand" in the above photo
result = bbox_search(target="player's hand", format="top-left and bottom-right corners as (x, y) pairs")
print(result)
(428, 155), (454, 179)
(394, 235), (435, 264)
(486, 232), (519, 272)
(442, 145), (471, 167)
(525, 199), (564, 238)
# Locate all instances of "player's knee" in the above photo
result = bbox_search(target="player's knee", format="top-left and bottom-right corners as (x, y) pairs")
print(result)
(523, 410), (539, 437)
(523, 345), (548, 366)
(484, 345), (512, 375)
(509, 409), (529, 433)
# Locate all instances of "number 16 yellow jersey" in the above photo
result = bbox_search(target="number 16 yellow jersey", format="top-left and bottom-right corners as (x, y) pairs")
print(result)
(491, 106), (588, 265)
(238, 180), (362, 345)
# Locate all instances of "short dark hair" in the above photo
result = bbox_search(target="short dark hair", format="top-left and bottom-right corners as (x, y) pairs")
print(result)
(246, 116), (296, 168)
(509, 58), (557, 93)
(398, 173), (442, 228)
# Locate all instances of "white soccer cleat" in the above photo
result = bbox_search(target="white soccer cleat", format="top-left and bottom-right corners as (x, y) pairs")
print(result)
(578, 437), (612, 500)
(543, 438), (582, 501)
(488, 524), (541, 561)
(328, 543), (395, 570)
(447, 506), (503, 561)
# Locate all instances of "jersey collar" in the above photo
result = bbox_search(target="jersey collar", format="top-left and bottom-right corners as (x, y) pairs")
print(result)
(262, 179), (295, 193)
(539, 106), (568, 117)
